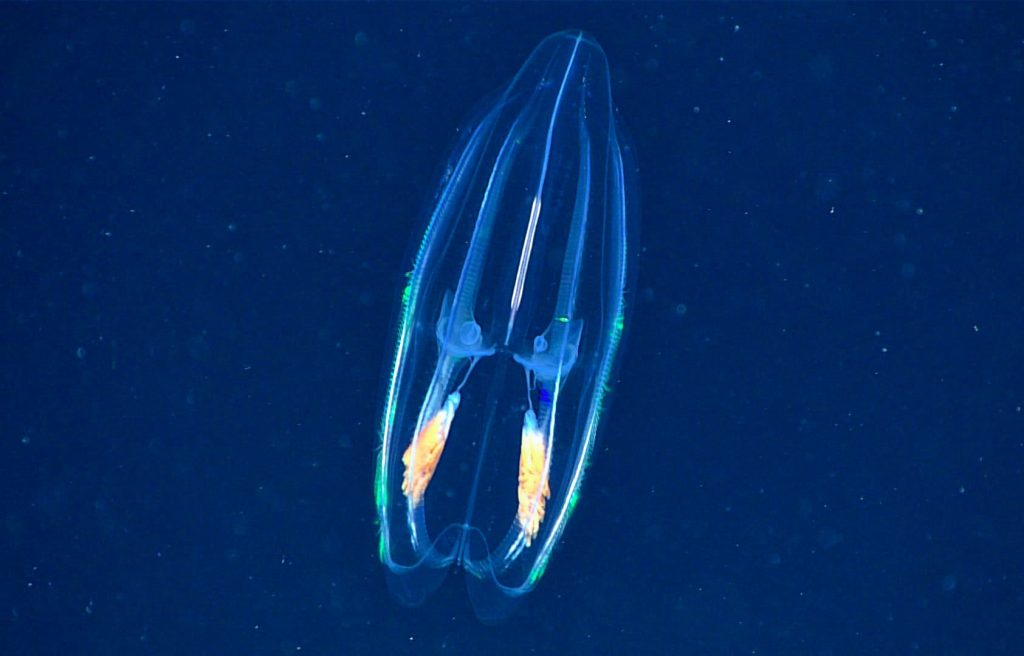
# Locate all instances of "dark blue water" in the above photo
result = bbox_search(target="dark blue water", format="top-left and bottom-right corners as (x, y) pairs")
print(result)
(2, 4), (1021, 654)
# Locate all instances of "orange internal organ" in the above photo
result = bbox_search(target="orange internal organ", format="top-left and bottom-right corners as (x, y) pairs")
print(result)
(402, 393), (459, 506)
(517, 416), (551, 547)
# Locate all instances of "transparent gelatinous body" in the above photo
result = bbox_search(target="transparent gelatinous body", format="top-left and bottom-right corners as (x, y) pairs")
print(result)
(375, 30), (637, 621)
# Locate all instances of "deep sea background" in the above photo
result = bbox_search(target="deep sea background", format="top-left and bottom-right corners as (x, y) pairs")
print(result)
(2, 4), (1022, 655)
